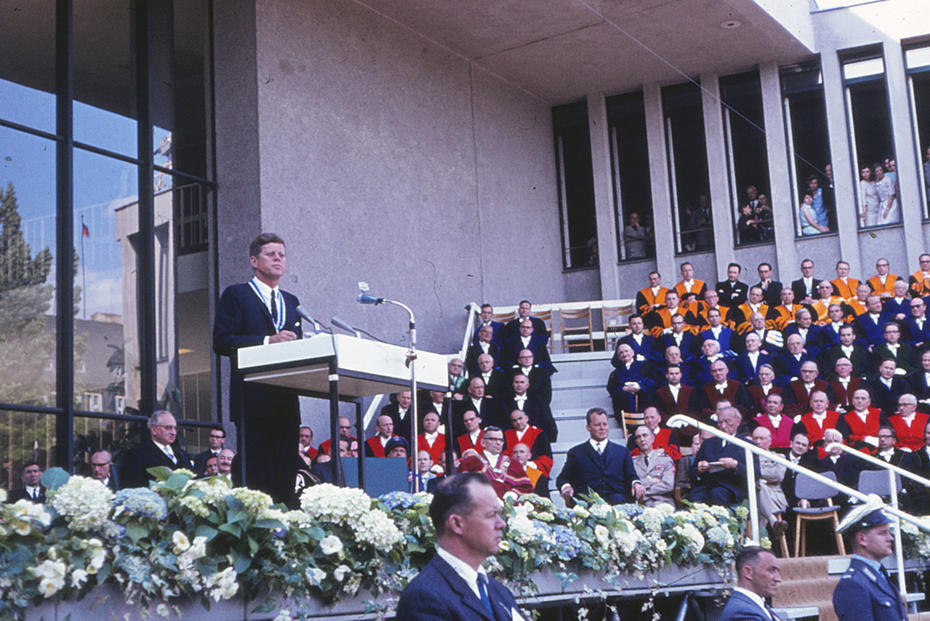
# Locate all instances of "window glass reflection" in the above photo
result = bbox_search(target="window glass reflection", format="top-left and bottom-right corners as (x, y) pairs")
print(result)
(0, 410), (56, 491)
(662, 82), (712, 254)
(0, 127), (57, 408)
(553, 101), (598, 269)
(73, 149), (136, 414)
(780, 61), (835, 237)
(607, 91), (654, 261)
(0, 0), (55, 132)
(73, 0), (138, 157)
(905, 43), (930, 217)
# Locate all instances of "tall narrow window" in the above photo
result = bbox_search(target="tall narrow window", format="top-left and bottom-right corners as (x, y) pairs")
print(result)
(842, 47), (899, 228)
(662, 82), (712, 254)
(780, 60), (835, 238)
(607, 91), (653, 261)
(552, 101), (598, 269)
(905, 42), (930, 219)
(721, 70), (772, 247)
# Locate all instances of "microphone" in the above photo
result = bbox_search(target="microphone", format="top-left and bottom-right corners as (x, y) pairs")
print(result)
(296, 305), (322, 333)
(357, 293), (384, 305)
(331, 316), (361, 337)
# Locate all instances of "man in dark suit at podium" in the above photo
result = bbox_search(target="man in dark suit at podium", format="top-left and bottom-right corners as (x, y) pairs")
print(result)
(213, 233), (303, 504)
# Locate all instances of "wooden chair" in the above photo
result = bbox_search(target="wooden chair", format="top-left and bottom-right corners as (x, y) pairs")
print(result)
(745, 513), (790, 558)
(531, 310), (553, 352)
(601, 305), (632, 351)
(793, 472), (845, 557)
(559, 307), (594, 353)
(492, 310), (516, 325)
(621, 411), (644, 442)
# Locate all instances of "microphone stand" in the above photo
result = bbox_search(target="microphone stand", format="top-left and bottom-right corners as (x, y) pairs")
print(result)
(359, 294), (420, 491)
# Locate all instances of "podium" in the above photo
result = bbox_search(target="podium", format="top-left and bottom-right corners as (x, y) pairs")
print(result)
(237, 333), (448, 488)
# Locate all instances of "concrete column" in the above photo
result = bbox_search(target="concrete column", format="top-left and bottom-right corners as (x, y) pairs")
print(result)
(759, 62), (799, 280)
(884, 44), (924, 261)
(643, 82), (676, 283)
(700, 73), (735, 277)
(821, 50), (863, 277)
(587, 93), (617, 300)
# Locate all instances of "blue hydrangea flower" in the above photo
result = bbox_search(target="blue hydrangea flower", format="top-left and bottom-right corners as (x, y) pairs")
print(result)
(113, 488), (168, 520)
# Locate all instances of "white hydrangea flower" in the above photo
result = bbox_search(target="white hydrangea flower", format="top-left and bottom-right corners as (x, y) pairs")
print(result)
(300, 485), (372, 523)
(32, 560), (67, 598)
(572, 505), (590, 518)
(508, 513), (538, 545)
(319, 535), (344, 555)
(354, 510), (403, 548)
(589, 503), (611, 519)
(205, 567), (238, 601)
(675, 523), (705, 555)
(333, 564), (351, 583)
(48, 476), (114, 531)
(231, 488), (274, 516)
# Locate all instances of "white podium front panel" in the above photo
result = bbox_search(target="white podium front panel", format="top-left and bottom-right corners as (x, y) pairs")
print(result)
(236, 333), (448, 397)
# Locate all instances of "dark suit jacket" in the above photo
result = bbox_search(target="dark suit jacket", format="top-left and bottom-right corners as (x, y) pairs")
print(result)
(833, 556), (907, 621)
(502, 316), (548, 344)
(497, 394), (557, 442)
(855, 312), (890, 347)
(121, 439), (194, 489)
(754, 280), (783, 308)
(866, 377), (909, 417)
(381, 402), (415, 443)
(791, 277), (822, 302)
(396, 554), (521, 621)
(499, 333), (552, 369)
(472, 320), (505, 345)
(908, 370), (930, 399)
(691, 436), (750, 502)
(719, 590), (770, 621)
(824, 344), (871, 378)
(716, 280), (749, 307)
(871, 343), (917, 374)
(616, 333), (662, 364)
(607, 362), (656, 414)
(194, 449), (222, 476)
(453, 397), (498, 437)
(904, 316), (930, 348)
(506, 365), (553, 405)
(7, 486), (46, 503)
(465, 342), (501, 375)
(213, 281), (302, 503)
(556, 440), (638, 505)
(654, 384), (696, 418)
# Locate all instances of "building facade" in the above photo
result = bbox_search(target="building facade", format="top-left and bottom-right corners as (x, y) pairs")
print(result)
(1, 0), (928, 481)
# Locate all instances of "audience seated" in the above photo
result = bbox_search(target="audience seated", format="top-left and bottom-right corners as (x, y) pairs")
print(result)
(830, 261), (859, 300)
(746, 364), (781, 413)
(500, 373), (557, 442)
(465, 325), (500, 375)
(811, 282), (847, 326)
(654, 364), (696, 420)
(659, 309), (699, 353)
(909, 420), (930, 514)
(781, 432), (819, 511)
(909, 253), (930, 298)
(824, 325), (870, 378)
(607, 344), (655, 420)
(716, 262), (749, 308)
(783, 361), (828, 416)
(381, 392), (414, 444)
(615, 314), (662, 364)
(909, 350), (930, 401)
(817, 303), (849, 344)
(855, 295), (890, 348)
(636, 271), (669, 315)
(753, 393), (793, 449)
(751, 426), (789, 537)
(867, 360), (909, 417)
(511, 442), (549, 498)
(699, 306), (736, 354)
(455, 409), (484, 457)
(791, 258), (822, 305)
(504, 409), (553, 488)
(365, 414), (397, 457)
(473, 303), (505, 345)
(691, 339), (732, 386)
(791, 391), (840, 458)
(454, 376), (498, 438)
(501, 300), (548, 345)
(447, 359), (468, 397)
(733, 332), (771, 384)
(904, 296), (930, 350)
(883, 280), (912, 322)
(700, 360), (752, 420)
(417, 411), (446, 467)
(889, 393), (929, 451)
(473, 353), (507, 400)
(659, 346), (695, 385)
(835, 388), (887, 452)
(867, 258), (902, 299)
(827, 358), (864, 413)
(632, 425), (676, 508)
(690, 407), (751, 506)
(754, 262), (783, 308)
(508, 349), (553, 404)
(815, 428), (858, 491)
(647, 291), (700, 337)
(629, 407), (681, 459)
(767, 288), (803, 332)
(871, 321), (917, 375)
(501, 318), (552, 370)
(696, 290), (734, 330)
(733, 286), (768, 335)
(846, 283), (873, 316)
(674, 261), (707, 311)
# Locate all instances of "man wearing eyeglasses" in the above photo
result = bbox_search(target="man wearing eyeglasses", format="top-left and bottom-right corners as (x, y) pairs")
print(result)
(194, 425), (227, 475)
(90, 450), (118, 491)
(122, 410), (193, 488)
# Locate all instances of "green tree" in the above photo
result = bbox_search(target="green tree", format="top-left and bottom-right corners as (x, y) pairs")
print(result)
(0, 181), (54, 405)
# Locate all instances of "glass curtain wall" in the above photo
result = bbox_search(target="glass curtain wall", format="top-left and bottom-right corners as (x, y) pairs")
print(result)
(905, 42), (930, 219)
(606, 91), (654, 261)
(841, 47), (899, 229)
(552, 101), (598, 270)
(720, 70), (772, 247)
(0, 0), (214, 487)
(780, 60), (835, 237)
(662, 81), (712, 254)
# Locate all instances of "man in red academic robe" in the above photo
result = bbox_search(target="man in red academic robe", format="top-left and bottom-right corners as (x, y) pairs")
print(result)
(416, 411), (446, 466)
(889, 394), (930, 452)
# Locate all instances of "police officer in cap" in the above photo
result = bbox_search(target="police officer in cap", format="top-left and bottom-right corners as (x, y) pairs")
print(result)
(832, 496), (907, 621)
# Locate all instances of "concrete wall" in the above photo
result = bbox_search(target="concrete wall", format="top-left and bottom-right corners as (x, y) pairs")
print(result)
(249, 0), (572, 355)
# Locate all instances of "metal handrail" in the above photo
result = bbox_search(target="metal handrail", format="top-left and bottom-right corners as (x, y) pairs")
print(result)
(460, 302), (480, 361)
(826, 441), (930, 599)
(665, 415), (930, 543)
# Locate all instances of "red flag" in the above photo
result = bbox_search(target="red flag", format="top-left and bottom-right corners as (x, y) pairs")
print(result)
(82, 223), (89, 237)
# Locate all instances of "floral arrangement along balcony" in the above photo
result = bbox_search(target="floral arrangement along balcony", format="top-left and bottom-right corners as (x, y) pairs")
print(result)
(3, 468), (928, 620)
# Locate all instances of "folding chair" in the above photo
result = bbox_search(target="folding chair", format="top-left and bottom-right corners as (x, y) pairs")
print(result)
(793, 471), (845, 557)
(601, 305), (633, 351)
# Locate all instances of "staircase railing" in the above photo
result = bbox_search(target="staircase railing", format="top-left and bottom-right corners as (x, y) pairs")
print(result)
(824, 441), (930, 598)
(665, 415), (930, 561)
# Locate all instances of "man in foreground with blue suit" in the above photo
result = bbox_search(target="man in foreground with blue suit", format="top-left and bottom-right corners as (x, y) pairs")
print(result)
(556, 407), (644, 506)
(719, 546), (783, 620)
(396, 473), (525, 620)
(213, 233), (303, 505)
